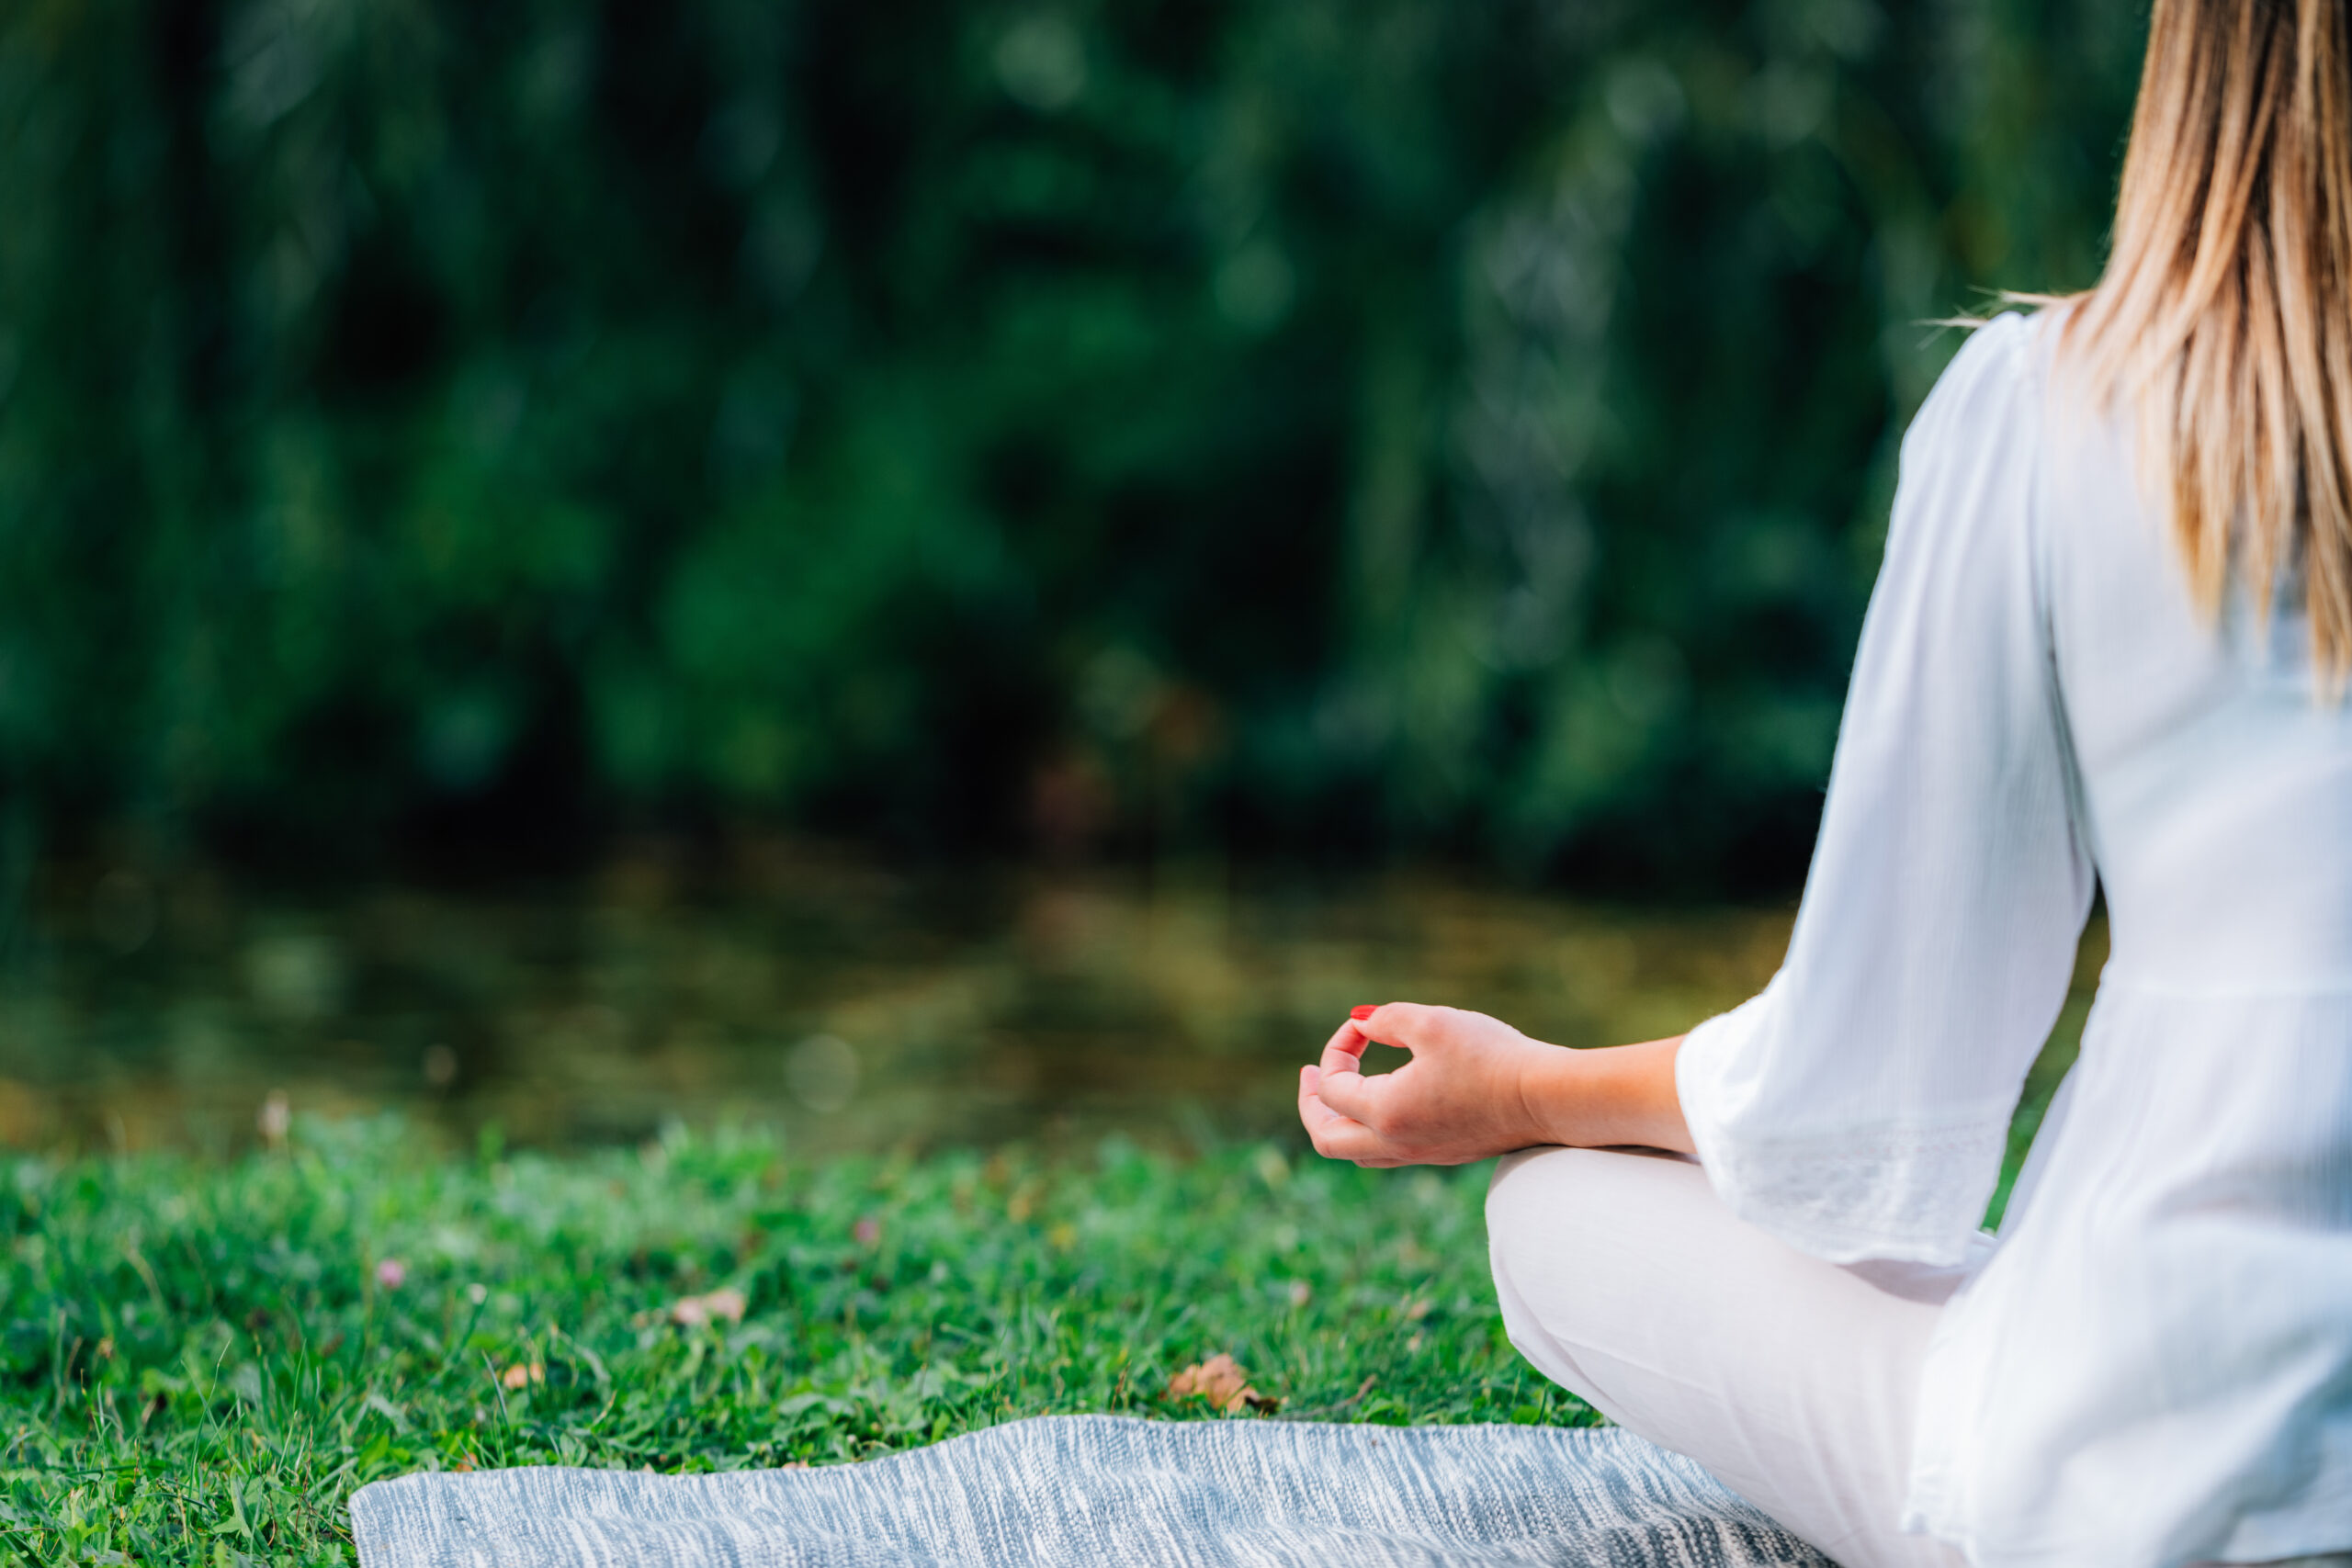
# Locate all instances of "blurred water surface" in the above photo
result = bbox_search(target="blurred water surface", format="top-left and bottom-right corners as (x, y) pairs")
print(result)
(3, 845), (1811, 1156)
(2, 846), (2103, 1164)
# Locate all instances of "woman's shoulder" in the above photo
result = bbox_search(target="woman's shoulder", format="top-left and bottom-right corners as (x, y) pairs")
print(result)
(1898, 310), (2053, 473)
(1924, 310), (2042, 409)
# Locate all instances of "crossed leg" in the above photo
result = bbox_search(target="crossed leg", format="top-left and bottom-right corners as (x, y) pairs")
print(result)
(1485, 1145), (1971, 1568)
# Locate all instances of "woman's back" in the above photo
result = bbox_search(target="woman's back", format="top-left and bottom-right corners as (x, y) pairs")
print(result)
(2046, 388), (2352, 992)
(1840, 311), (2352, 1564)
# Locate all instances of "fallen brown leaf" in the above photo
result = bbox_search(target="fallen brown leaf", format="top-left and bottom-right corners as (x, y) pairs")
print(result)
(1166, 1352), (1280, 1414)
(670, 1287), (750, 1327)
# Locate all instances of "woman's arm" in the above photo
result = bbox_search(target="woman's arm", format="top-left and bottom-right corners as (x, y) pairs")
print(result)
(1296, 1003), (1692, 1167)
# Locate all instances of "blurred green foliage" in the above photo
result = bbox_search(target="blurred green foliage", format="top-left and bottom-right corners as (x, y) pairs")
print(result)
(0, 0), (2145, 886)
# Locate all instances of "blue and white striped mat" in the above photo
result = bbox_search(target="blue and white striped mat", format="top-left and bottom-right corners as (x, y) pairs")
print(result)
(349, 1414), (1831, 1567)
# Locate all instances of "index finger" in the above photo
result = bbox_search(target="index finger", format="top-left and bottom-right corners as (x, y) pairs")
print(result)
(1353, 1001), (1438, 1050)
(1319, 1019), (1371, 1078)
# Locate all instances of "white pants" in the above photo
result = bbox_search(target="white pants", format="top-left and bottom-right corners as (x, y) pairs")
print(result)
(1484, 1145), (2352, 1568)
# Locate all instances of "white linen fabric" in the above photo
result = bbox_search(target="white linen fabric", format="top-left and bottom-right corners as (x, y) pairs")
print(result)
(1487, 1146), (2352, 1568)
(1487, 1145), (1973, 1568)
(1675, 311), (2352, 1566)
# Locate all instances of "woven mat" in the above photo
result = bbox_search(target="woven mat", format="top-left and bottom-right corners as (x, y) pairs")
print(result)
(350, 1414), (1832, 1567)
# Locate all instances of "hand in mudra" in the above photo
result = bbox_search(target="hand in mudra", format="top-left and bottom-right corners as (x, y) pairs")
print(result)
(1296, 1003), (1563, 1167)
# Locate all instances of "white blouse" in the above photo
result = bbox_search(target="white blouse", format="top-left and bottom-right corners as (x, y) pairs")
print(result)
(1677, 312), (2352, 1567)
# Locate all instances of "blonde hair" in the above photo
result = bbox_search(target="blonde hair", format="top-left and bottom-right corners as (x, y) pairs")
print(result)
(2060, 0), (2352, 682)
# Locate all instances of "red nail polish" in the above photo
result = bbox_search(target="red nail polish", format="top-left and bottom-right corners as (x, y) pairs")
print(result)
(1350, 1005), (1376, 1021)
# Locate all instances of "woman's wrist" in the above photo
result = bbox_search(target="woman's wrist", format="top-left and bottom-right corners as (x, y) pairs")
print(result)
(1513, 1036), (1693, 1154)
(1510, 1045), (1588, 1148)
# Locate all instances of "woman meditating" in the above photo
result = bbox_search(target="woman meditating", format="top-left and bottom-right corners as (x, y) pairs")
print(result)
(1298, 4), (2352, 1565)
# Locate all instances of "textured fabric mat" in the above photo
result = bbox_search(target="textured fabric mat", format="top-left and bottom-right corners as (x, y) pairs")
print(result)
(349, 1414), (1834, 1567)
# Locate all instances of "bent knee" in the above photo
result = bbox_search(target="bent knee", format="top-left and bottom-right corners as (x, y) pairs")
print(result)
(1485, 1145), (1580, 1258)
(1485, 1145), (1725, 1344)
(1484, 1145), (1633, 1327)
(1487, 1145), (1702, 1248)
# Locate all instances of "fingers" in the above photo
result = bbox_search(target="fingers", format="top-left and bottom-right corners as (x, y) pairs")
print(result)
(1304, 1100), (1390, 1163)
(1315, 1016), (1396, 1132)
(1303, 1010), (1402, 1159)
(1355, 1001), (1442, 1052)
(1298, 1065), (1344, 1138)
(1318, 1020), (1370, 1079)
(1302, 1005), (1439, 1166)
(1298, 1066), (1391, 1164)
(1311, 1059), (1387, 1128)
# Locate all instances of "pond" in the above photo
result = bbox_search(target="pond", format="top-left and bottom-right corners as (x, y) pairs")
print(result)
(0, 840), (2104, 1166)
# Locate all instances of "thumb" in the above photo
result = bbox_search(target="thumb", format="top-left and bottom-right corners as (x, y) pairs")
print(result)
(1313, 1062), (1387, 1126)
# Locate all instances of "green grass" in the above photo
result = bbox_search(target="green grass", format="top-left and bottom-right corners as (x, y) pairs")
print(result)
(0, 1118), (1582, 1564)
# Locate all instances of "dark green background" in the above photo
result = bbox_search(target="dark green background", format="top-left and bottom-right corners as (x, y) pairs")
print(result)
(0, 0), (2145, 889)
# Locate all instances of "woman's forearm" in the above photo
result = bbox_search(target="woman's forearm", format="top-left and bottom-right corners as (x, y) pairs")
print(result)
(1516, 1036), (1695, 1154)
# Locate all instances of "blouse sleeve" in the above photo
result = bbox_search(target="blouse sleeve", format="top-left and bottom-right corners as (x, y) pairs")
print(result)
(1674, 312), (2094, 1267)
